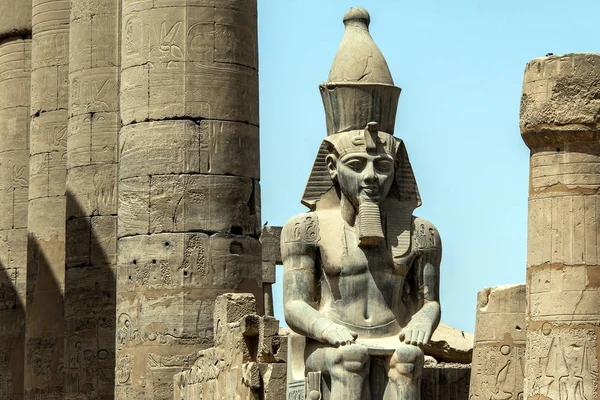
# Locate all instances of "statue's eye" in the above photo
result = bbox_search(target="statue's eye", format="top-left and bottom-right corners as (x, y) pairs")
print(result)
(375, 159), (393, 172)
(344, 158), (366, 172)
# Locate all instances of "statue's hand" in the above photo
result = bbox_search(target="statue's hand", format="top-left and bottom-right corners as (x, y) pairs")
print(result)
(321, 323), (358, 347)
(399, 321), (432, 346)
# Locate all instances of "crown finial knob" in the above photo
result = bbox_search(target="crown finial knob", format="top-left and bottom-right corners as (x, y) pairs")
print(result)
(343, 7), (370, 28)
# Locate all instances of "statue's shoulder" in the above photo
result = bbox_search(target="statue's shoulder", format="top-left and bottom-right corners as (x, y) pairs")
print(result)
(281, 212), (320, 254)
(412, 216), (441, 251)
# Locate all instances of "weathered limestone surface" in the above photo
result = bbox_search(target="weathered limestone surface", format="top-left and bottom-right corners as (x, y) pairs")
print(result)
(116, 1), (261, 398)
(63, 0), (120, 398)
(521, 53), (600, 399)
(0, 0), (32, 39)
(260, 225), (282, 317)
(469, 284), (526, 400)
(424, 322), (474, 364)
(283, 8), (441, 400)
(174, 293), (287, 400)
(0, 33), (31, 400)
(120, 0), (258, 125)
(25, 0), (69, 398)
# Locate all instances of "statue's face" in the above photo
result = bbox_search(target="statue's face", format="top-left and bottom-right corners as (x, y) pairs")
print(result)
(333, 150), (395, 206)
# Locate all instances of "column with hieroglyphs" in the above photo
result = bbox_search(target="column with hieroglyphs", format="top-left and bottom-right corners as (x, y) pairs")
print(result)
(24, 0), (70, 398)
(63, 0), (120, 397)
(469, 284), (526, 400)
(116, 1), (262, 398)
(0, 1), (32, 398)
(521, 53), (600, 399)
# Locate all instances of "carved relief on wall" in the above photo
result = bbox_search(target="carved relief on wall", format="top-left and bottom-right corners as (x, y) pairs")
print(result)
(470, 343), (524, 400)
(117, 313), (138, 350)
(526, 328), (598, 400)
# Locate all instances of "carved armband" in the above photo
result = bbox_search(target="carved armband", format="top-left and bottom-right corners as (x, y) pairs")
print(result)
(281, 213), (320, 262)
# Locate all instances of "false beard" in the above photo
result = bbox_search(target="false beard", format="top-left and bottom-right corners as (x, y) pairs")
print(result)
(356, 199), (384, 247)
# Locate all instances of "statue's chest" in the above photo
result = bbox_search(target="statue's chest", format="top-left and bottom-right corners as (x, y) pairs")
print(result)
(318, 224), (416, 278)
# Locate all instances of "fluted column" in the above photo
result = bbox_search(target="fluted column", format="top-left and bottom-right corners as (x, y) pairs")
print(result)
(521, 53), (600, 399)
(25, 0), (70, 397)
(116, 1), (262, 399)
(0, 1), (32, 397)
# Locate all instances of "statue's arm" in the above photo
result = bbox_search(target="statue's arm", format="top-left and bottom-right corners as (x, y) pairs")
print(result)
(400, 218), (441, 346)
(281, 214), (356, 346)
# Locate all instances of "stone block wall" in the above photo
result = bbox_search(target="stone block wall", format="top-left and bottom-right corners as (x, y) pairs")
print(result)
(174, 293), (287, 400)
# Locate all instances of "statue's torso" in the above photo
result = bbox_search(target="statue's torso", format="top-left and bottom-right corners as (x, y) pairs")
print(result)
(314, 209), (432, 339)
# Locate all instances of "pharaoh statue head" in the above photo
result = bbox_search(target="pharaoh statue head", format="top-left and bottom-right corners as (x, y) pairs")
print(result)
(302, 7), (421, 249)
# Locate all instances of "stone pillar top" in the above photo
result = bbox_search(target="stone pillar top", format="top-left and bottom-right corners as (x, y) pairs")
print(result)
(520, 53), (600, 148)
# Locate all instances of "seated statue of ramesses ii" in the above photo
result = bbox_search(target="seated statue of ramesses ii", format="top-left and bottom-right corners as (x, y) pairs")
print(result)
(282, 7), (441, 400)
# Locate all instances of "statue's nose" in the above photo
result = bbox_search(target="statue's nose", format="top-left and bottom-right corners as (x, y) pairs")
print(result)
(363, 162), (377, 183)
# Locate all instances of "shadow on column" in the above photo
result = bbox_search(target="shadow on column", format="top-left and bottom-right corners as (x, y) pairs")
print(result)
(24, 231), (65, 398)
(0, 261), (25, 399)
(64, 190), (116, 399)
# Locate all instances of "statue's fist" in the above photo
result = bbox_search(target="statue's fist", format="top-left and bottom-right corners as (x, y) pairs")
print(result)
(321, 323), (358, 347)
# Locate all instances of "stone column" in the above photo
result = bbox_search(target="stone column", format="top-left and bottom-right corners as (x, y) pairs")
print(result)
(116, 1), (262, 399)
(0, 2), (32, 397)
(521, 53), (600, 399)
(25, 0), (69, 398)
(63, 0), (120, 398)
(469, 284), (526, 400)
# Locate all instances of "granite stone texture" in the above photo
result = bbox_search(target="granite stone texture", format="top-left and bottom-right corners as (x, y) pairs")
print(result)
(283, 7), (441, 400)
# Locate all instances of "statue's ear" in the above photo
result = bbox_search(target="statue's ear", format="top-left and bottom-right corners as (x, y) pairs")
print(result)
(325, 154), (337, 182)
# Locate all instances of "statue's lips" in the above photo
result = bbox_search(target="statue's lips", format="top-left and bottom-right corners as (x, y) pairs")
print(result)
(361, 186), (379, 195)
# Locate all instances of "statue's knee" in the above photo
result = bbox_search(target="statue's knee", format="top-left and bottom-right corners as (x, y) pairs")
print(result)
(389, 343), (424, 381)
(393, 342), (424, 364)
(330, 344), (369, 376)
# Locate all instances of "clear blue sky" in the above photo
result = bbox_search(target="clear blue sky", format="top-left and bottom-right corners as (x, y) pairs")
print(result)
(257, 0), (600, 333)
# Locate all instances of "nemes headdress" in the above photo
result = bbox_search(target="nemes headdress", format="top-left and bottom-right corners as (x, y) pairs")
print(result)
(301, 7), (421, 211)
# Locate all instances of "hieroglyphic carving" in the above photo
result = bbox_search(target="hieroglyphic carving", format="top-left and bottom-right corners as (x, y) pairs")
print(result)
(117, 313), (138, 350)
(470, 285), (525, 400)
(521, 54), (600, 400)
(527, 329), (598, 400)
(117, 2), (259, 400)
(70, 76), (118, 115)
(180, 234), (207, 282)
(67, 336), (82, 369)
(471, 345), (525, 400)
(26, 338), (55, 380)
(116, 355), (132, 385)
